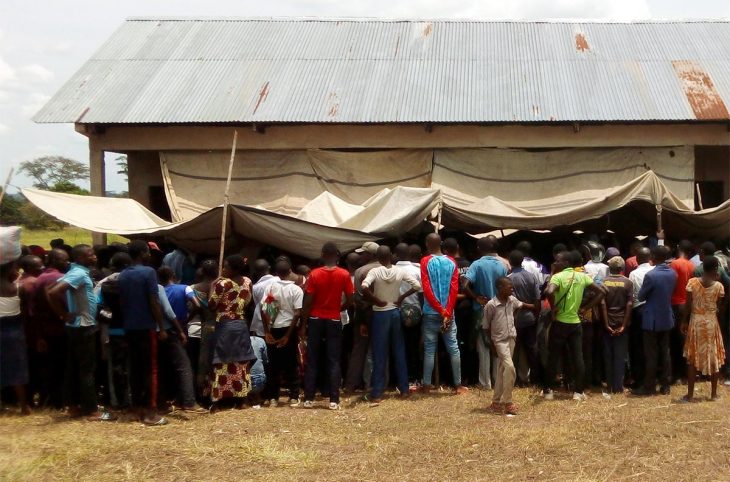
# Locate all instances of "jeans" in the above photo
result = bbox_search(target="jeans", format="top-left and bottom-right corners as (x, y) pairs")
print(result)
(602, 330), (628, 393)
(63, 326), (98, 414)
(370, 309), (409, 399)
(515, 323), (540, 385)
(344, 307), (371, 391)
(544, 320), (585, 394)
(422, 314), (462, 386)
(126, 329), (158, 410)
(493, 338), (516, 404)
(304, 318), (343, 403)
(159, 329), (196, 407)
(266, 327), (300, 401)
(643, 329), (671, 391)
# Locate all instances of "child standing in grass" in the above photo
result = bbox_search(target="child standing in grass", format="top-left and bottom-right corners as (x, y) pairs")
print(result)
(483, 277), (535, 416)
(680, 256), (726, 402)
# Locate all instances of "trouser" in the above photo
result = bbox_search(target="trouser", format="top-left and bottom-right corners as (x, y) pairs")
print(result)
(422, 314), (462, 386)
(514, 324), (540, 385)
(344, 307), (371, 391)
(107, 335), (130, 408)
(643, 329), (671, 391)
(581, 322), (596, 386)
(304, 318), (342, 403)
(63, 326), (98, 414)
(456, 306), (478, 385)
(602, 331), (628, 393)
(32, 334), (66, 408)
(493, 338), (516, 404)
(370, 309), (409, 399)
(403, 321), (422, 383)
(670, 305), (686, 382)
(472, 310), (495, 388)
(266, 327), (300, 401)
(126, 329), (158, 410)
(187, 336), (201, 393)
(628, 307), (645, 386)
(544, 321), (585, 394)
(159, 329), (196, 407)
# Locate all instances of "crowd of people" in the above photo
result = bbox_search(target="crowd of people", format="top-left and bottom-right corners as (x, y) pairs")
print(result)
(0, 224), (728, 422)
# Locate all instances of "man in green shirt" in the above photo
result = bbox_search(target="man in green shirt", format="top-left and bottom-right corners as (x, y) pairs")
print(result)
(543, 251), (606, 401)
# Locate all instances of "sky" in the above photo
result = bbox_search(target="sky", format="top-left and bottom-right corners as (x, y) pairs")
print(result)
(1, 0), (729, 194)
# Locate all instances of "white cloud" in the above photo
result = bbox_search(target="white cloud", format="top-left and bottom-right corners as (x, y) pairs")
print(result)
(17, 64), (54, 83)
(0, 123), (9, 135)
(21, 92), (51, 118)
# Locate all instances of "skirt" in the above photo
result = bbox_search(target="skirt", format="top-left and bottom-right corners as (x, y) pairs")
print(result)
(684, 315), (726, 376)
(0, 315), (29, 387)
(207, 362), (252, 402)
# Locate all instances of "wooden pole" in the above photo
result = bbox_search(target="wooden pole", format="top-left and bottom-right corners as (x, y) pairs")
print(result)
(435, 201), (443, 233)
(695, 183), (704, 211)
(218, 130), (239, 276)
(0, 167), (14, 207)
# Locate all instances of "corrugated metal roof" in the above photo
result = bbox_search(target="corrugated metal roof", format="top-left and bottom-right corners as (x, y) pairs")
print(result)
(33, 18), (730, 124)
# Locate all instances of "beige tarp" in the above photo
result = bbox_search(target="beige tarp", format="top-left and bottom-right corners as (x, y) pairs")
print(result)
(21, 145), (728, 258)
(21, 189), (379, 258)
(432, 147), (694, 207)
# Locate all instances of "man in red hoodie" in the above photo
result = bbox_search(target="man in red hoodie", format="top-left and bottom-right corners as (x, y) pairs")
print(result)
(420, 233), (467, 394)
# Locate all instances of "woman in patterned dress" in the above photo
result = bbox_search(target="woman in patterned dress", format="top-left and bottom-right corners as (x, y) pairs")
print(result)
(681, 256), (726, 402)
(206, 255), (256, 409)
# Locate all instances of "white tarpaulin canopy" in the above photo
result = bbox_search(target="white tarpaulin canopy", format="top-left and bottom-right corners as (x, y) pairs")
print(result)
(22, 146), (729, 258)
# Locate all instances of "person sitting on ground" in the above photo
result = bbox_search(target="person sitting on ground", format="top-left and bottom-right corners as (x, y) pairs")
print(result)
(248, 334), (268, 408)
(361, 245), (421, 405)
(261, 256), (304, 408)
(484, 277), (536, 416)
(600, 256), (633, 394)
(680, 256), (726, 403)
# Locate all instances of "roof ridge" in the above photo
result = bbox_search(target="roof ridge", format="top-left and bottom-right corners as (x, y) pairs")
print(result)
(123, 16), (730, 24)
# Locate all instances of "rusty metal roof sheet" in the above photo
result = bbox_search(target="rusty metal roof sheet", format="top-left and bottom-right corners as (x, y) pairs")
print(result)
(33, 18), (730, 124)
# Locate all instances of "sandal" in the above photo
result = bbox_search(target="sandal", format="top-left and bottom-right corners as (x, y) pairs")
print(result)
(143, 416), (169, 426)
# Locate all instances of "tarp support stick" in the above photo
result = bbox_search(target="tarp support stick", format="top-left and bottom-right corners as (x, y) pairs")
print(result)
(0, 167), (14, 207)
(218, 130), (238, 276)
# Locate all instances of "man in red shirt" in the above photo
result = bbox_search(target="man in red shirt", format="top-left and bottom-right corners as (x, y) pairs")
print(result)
(300, 242), (355, 410)
(624, 241), (643, 278)
(670, 240), (695, 383)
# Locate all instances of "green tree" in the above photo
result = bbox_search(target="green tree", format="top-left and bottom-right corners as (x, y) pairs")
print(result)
(49, 180), (91, 195)
(0, 190), (24, 225)
(18, 156), (89, 190)
(116, 155), (128, 182)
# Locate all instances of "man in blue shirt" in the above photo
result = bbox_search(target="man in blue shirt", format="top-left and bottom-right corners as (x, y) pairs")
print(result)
(634, 245), (677, 396)
(118, 240), (167, 425)
(464, 237), (508, 389)
(47, 244), (113, 421)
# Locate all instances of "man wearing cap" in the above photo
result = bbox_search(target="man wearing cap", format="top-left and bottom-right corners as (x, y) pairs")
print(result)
(344, 241), (380, 393)
(600, 256), (633, 393)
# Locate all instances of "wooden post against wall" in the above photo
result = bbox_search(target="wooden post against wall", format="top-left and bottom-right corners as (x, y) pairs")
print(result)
(89, 137), (107, 245)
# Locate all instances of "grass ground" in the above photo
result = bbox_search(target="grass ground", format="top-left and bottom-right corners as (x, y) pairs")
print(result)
(1, 383), (729, 481)
(20, 227), (127, 249)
